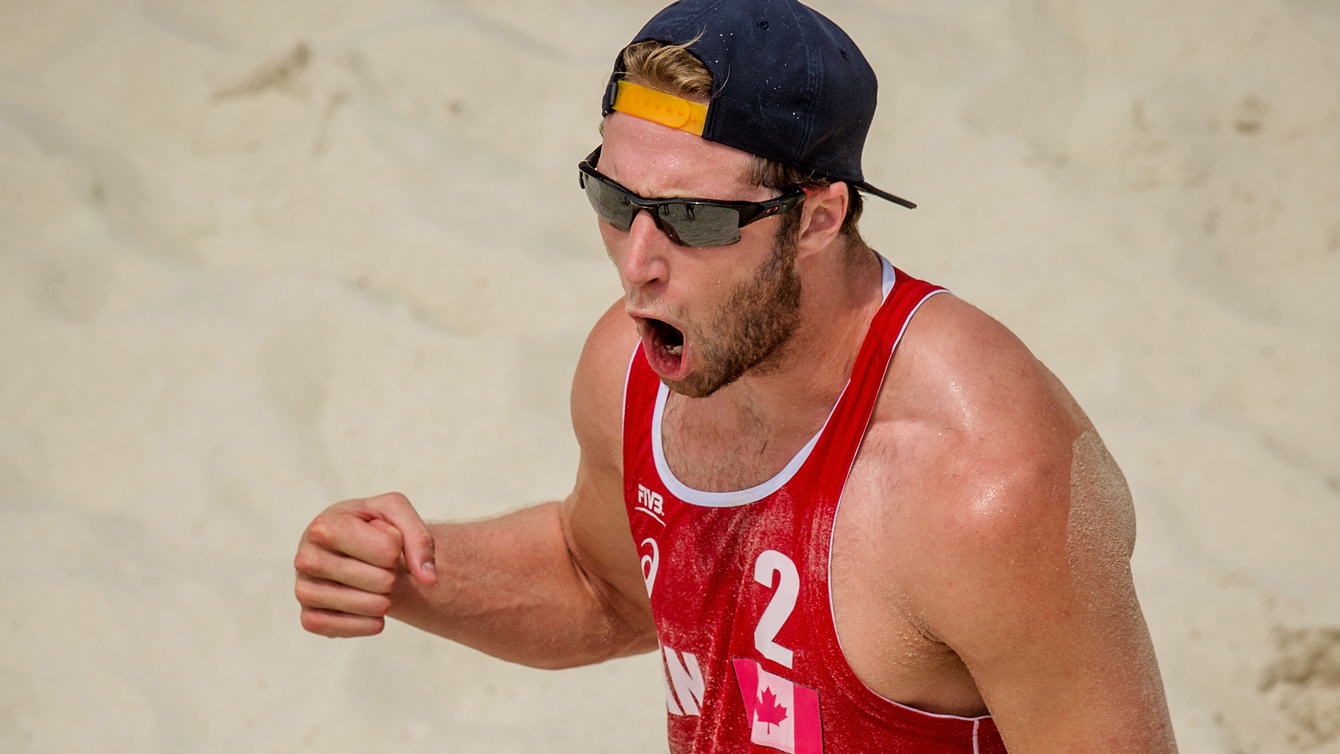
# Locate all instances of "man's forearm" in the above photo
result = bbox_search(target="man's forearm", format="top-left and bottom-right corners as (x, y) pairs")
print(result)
(386, 501), (655, 669)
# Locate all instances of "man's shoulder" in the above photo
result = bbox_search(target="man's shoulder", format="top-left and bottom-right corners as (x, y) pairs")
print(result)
(570, 301), (641, 468)
(846, 294), (1166, 748)
(865, 292), (1115, 569)
(879, 291), (1087, 459)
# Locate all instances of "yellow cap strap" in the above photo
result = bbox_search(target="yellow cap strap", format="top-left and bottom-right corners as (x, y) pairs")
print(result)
(611, 80), (708, 136)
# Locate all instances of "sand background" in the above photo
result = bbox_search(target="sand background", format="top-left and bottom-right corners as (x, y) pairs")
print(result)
(1, 0), (1337, 752)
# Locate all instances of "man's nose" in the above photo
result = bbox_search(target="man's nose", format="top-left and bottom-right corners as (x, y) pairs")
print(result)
(619, 209), (671, 289)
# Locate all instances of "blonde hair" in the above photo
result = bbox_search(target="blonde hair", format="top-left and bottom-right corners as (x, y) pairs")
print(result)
(617, 40), (865, 239)
(620, 39), (713, 100)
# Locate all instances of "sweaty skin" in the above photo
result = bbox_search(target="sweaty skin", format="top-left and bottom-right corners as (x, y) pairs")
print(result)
(294, 111), (1177, 752)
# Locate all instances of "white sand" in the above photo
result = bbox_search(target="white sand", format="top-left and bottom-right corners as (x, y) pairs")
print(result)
(1, 0), (1337, 751)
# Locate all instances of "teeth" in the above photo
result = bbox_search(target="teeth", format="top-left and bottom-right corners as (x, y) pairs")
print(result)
(667, 344), (682, 357)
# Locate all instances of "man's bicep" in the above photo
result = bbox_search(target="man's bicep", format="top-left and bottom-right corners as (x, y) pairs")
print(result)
(952, 567), (1171, 752)
(919, 463), (1175, 753)
(562, 453), (655, 639)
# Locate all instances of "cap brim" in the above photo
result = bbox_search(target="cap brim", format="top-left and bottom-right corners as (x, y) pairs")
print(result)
(854, 181), (916, 209)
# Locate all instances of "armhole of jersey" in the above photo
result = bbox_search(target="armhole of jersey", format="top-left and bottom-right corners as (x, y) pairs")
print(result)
(822, 284), (988, 723)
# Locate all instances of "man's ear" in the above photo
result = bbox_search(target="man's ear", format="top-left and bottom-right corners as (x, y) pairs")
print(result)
(796, 182), (848, 258)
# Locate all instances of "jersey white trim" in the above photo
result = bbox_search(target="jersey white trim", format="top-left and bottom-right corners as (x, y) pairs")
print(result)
(649, 255), (898, 508)
(880, 253), (896, 298)
(651, 381), (835, 507)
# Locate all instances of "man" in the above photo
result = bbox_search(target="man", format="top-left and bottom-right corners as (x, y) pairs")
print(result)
(294, 1), (1178, 752)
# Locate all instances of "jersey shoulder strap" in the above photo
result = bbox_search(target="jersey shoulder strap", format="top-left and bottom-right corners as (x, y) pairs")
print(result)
(804, 267), (946, 472)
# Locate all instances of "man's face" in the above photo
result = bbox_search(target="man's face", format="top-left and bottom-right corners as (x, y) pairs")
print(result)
(595, 113), (803, 398)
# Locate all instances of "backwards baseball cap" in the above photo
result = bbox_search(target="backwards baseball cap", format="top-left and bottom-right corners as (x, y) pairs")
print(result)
(603, 0), (914, 209)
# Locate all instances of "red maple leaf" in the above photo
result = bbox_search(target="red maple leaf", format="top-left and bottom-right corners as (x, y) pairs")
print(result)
(755, 686), (789, 730)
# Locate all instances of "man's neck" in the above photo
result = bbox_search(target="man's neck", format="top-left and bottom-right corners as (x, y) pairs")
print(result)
(679, 246), (887, 442)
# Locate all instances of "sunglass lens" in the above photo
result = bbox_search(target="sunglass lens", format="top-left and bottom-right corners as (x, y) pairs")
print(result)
(583, 174), (637, 232)
(658, 202), (741, 247)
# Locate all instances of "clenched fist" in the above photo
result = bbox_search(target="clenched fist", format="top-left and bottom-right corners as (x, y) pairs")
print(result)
(294, 492), (438, 637)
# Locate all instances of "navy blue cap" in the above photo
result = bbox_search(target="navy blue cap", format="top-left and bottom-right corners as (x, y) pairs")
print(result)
(604, 0), (914, 209)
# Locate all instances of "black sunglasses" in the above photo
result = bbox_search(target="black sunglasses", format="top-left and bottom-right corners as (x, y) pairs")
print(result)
(578, 147), (806, 247)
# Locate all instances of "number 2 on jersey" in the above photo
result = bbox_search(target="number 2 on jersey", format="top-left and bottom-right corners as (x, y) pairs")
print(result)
(753, 549), (799, 669)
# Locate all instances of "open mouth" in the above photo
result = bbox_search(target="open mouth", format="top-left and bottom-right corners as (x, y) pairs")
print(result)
(649, 318), (683, 356)
(639, 317), (688, 379)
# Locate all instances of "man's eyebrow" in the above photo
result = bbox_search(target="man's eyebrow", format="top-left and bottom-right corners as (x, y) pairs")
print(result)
(627, 175), (768, 203)
(606, 175), (739, 202)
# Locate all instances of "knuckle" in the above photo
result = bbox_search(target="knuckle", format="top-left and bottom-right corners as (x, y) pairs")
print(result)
(293, 550), (319, 575)
(300, 609), (326, 634)
(373, 544), (402, 569)
(370, 595), (392, 617)
(293, 579), (317, 605)
(410, 527), (432, 548)
(373, 571), (396, 594)
(305, 520), (333, 547)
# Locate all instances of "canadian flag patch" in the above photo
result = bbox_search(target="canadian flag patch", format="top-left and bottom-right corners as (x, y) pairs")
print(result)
(731, 659), (823, 754)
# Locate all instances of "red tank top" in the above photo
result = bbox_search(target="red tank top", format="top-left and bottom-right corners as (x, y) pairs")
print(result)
(621, 261), (1008, 754)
